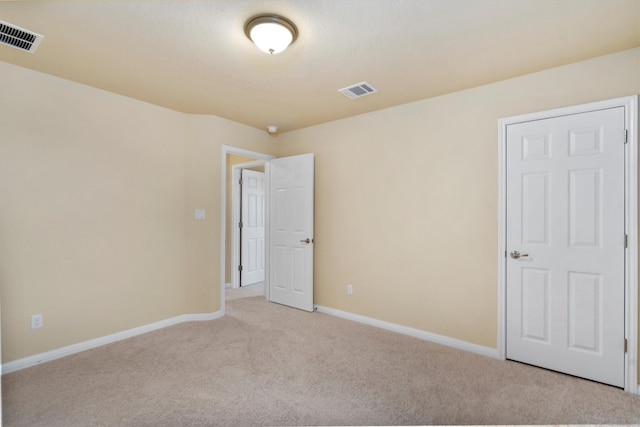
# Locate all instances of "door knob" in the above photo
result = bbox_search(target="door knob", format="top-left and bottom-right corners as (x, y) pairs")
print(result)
(510, 250), (529, 259)
(300, 238), (311, 244)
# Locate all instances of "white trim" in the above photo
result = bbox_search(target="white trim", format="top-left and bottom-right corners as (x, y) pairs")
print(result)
(497, 116), (508, 362)
(624, 95), (639, 394)
(2, 311), (223, 374)
(497, 95), (639, 394)
(315, 305), (499, 360)
(220, 145), (274, 315)
(264, 161), (271, 302)
(231, 160), (267, 288)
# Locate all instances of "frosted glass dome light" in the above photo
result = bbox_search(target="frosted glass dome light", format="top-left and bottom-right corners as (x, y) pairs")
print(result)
(245, 15), (298, 55)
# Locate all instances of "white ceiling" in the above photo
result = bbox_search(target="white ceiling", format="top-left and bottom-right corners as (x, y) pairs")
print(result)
(1, 0), (639, 133)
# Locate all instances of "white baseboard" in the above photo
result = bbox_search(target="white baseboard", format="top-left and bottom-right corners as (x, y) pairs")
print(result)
(314, 305), (499, 360)
(2, 311), (223, 375)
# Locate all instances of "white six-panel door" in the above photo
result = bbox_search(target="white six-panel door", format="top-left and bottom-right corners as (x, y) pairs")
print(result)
(506, 107), (626, 387)
(269, 153), (314, 312)
(241, 169), (265, 286)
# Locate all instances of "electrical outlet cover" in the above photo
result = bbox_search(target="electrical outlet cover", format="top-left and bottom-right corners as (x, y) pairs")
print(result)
(31, 313), (43, 329)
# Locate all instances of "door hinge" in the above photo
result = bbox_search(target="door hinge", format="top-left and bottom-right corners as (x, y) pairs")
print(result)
(238, 265), (243, 272)
(625, 338), (628, 353)
(239, 221), (243, 229)
(625, 234), (628, 248)
(624, 129), (628, 144)
(239, 178), (243, 185)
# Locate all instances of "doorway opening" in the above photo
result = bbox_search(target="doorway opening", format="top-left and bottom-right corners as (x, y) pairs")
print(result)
(220, 146), (274, 312)
(220, 146), (316, 314)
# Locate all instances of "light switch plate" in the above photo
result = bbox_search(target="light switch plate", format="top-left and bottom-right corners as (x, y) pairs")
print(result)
(194, 209), (206, 220)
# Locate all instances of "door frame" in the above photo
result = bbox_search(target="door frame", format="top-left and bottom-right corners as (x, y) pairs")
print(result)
(230, 160), (267, 289)
(497, 95), (639, 393)
(220, 145), (274, 314)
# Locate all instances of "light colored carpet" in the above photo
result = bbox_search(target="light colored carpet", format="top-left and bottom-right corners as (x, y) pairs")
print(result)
(225, 282), (265, 300)
(3, 294), (640, 426)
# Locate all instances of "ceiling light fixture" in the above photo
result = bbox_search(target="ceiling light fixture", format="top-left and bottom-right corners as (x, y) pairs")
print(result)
(244, 14), (298, 55)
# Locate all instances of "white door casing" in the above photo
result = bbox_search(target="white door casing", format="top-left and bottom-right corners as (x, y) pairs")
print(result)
(269, 153), (315, 312)
(241, 169), (266, 286)
(221, 146), (274, 313)
(498, 96), (638, 393)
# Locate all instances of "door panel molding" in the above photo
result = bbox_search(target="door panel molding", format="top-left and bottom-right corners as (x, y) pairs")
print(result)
(240, 169), (266, 286)
(498, 96), (638, 393)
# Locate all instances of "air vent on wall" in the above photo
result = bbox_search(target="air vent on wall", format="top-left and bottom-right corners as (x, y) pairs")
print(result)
(338, 81), (378, 99)
(0, 20), (44, 53)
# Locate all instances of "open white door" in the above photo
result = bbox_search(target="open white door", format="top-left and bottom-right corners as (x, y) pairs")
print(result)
(240, 169), (265, 286)
(269, 153), (314, 312)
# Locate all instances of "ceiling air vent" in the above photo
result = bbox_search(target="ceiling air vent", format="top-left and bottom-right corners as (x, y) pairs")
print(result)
(338, 81), (378, 99)
(0, 20), (44, 53)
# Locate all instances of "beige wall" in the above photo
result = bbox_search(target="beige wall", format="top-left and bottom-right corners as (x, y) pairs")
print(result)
(274, 48), (640, 349)
(0, 62), (273, 363)
(0, 62), (187, 362)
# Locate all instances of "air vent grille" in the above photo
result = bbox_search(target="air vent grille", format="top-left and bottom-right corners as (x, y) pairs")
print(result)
(338, 81), (378, 99)
(0, 20), (43, 53)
